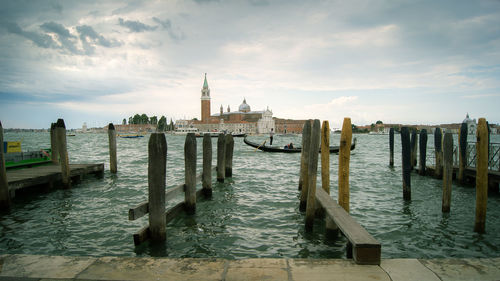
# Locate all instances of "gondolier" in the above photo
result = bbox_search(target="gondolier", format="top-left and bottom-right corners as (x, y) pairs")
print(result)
(269, 128), (274, 145)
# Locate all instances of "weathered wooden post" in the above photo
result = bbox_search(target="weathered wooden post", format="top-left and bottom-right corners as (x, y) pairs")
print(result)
(419, 129), (427, 175)
(410, 129), (418, 169)
(442, 132), (453, 212)
(299, 120), (312, 211)
(225, 134), (234, 177)
(55, 119), (71, 189)
(0, 121), (12, 211)
(217, 134), (226, 182)
(148, 133), (167, 241)
(305, 119), (321, 230)
(389, 128), (394, 167)
(50, 123), (59, 164)
(338, 117), (352, 212)
(108, 123), (117, 173)
(474, 118), (488, 233)
(299, 120), (311, 191)
(401, 127), (411, 200)
(202, 134), (212, 197)
(458, 122), (468, 183)
(434, 127), (443, 178)
(184, 133), (197, 214)
(321, 120), (338, 236)
(321, 121), (330, 193)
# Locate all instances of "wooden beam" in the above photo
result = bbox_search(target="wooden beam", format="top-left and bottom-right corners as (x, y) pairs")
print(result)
(129, 201), (149, 220)
(316, 188), (381, 265)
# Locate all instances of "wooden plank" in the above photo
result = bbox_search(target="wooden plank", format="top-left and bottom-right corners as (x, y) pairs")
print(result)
(316, 188), (381, 265)
(133, 225), (150, 246)
(129, 201), (148, 220)
(165, 202), (186, 225)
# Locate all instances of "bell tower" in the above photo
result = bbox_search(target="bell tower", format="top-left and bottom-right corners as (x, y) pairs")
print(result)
(201, 73), (211, 123)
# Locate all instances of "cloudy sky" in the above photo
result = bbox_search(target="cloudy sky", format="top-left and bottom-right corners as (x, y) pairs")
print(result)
(1, 0), (499, 129)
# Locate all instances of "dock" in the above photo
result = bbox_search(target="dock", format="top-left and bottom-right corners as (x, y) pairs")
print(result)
(1, 254), (500, 281)
(6, 163), (104, 197)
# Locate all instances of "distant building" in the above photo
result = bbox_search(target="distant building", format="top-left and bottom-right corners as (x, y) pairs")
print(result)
(462, 113), (477, 135)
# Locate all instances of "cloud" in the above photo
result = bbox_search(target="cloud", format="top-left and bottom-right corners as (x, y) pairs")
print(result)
(152, 17), (185, 40)
(118, 18), (157, 32)
(2, 21), (57, 49)
(76, 25), (120, 55)
(40, 21), (80, 54)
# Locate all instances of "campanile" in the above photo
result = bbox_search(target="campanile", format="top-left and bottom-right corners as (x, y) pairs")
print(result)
(201, 73), (211, 123)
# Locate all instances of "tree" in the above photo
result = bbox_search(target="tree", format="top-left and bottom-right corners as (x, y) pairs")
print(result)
(157, 116), (167, 131)
(128, 117), (132, 125)
(150, 116), (158, 125)
(376, 120), (383, 125)
(132, 114), (141, 124)
(169, 119), (175, 131)
(140, 114), (148, 124)
(122, 118), (126, 125)
(370, 123), (375, 131)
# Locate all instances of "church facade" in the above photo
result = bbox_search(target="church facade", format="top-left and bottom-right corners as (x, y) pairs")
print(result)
(189, 74), (276, 134)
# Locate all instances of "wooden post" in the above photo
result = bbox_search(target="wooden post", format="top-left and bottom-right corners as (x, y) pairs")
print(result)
(108, 123), (117, 173)
(225, 134), (234, 177)
(458, 122), (468, 183)
(217, 134), (226, 182)
(55, 119), (71, 189)
(305, 119), (321, 230)
(419, 129), (427, 175)
(50, 123), (59, 164)
(299, 120), (312, 211)
(338, 118), (352, 212)
(299, 120), (311, 191)
(410, 129), (418, 169)
(321, 121), (330, 193)
(202, 134), (212, 197)
(474, 118), (488, 233)
(184, 133), (197, 214)
(321, 120), (338, 236)
(148, 133), (167, 241)
(442, 132), (453, 212)
(389, 128), (394, 167)
(401, 127), (411, 200)
(0, 121), (12, 211)
(434, 127), (443, 178)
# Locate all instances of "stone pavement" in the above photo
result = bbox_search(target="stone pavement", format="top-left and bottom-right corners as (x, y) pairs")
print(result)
(1, 254), (499, 281)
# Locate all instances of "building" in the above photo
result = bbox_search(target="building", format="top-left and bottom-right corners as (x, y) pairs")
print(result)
(462, 113), (477, 135)
(186, 74), (276, 134)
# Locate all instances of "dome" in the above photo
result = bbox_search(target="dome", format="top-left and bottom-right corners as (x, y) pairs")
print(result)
(463, 113), (473, 124)
(239, 98), (251, 113)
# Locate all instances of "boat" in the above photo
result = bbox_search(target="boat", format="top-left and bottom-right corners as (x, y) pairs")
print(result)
(195, 133), (247, 138)
(118, 133), (145, 138)
(3, 141), (52, 169)
(243, 136), (356, 153)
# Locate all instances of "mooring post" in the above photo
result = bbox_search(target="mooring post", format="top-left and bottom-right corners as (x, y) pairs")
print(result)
(225, 134), (234, 177)
(434, 127), (443, 178)
(299, 120), (312, 211)
(321, 121), (330, 193)
(50, 123), (59, 165)
(321, 120), (338, 236)
(0, 121), (12, 211)
(184, 133), (197, 214)
(442, 132), (453, 213)
(216, 133), (226, 182)
(401, 127), (411, 200)
(305, 119), (321, 230)
(55, 119), (71, 189)
(389, 128), (394, 167)
(338, 118), (352, 212)
(474, 118), (488, 233)
(108, 123), (117, 173)
(202, 134), (212, 197)
(148, 133), (167, 241)
(410, 129), (418, 169)
(458, 122), (468, 183)
(419, 129), (427, 175)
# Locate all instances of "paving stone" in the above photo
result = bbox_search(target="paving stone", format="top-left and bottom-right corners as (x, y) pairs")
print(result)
(419, 258), (500, 281)
(289, 259), (390, 281)
(77, 256), (225, 281)
(0, 255), (95, 279)
(380, 259), (440, 281)
(225, 259), (289, 281)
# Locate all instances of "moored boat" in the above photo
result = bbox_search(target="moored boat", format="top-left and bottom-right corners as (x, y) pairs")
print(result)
(3, 141), (52, 169)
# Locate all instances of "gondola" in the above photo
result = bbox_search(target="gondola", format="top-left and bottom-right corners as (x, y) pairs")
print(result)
(195, 133), (247, 138)
(243, 136), (356, 153)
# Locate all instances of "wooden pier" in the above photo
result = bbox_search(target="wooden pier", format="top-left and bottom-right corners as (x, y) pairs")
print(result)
(6, 163), (104, 198)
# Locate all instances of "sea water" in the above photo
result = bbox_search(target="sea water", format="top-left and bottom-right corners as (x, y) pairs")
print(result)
(1, 132), (499, 259)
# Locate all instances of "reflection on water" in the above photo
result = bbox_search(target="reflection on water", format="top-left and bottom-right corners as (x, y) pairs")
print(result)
(1, 132), (499, 259)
